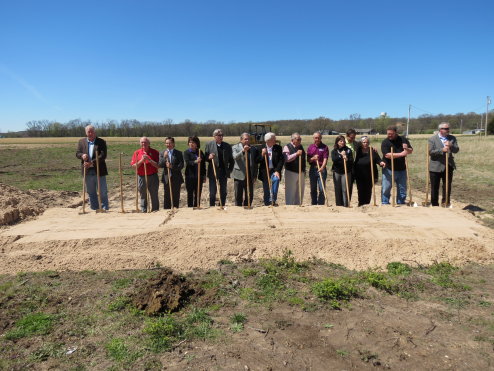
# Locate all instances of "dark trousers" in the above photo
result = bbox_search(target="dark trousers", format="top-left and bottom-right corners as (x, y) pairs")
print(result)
(355, 176), (372, 206)
(309, 166), (327, 205)
(333, 171), (349, 207)
(138, 173), (160, 212)
(209, 171), (228, 206)
(348, 170), (355, 201)
(163, 177), (181, 209)
(234, 178), (254, 206)
(430, 169), (454, 206)
(185, 177), (203, 207)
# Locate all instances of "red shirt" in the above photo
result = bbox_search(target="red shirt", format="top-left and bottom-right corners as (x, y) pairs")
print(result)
(131, 147), (159, 176)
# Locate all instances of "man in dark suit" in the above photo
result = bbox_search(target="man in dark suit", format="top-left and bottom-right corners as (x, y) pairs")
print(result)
(76, 125), (109, 210)
(231, 133), (260, 206)
(259, 132), (284, 206)
(204, 129), (235, 207)
(428, 122), (460, 206)
(159, 137), (184, 209)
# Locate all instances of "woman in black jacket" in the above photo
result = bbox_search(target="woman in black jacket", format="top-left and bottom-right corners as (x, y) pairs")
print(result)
(331, 135), (354, 207)
(183, 136), (206, 207)
(354, 136), (386, 206)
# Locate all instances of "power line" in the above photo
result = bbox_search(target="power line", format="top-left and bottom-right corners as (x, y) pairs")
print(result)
(410, 105), (434, 115)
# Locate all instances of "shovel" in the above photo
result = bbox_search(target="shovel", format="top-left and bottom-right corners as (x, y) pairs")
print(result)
(405, 157), (417, 207)
(422, 142), (431, 207)
(193, 150), (203, 210)
(95, 149), (106, 213)
(244, 148), (252, 209)
(211, 157), (225, 210)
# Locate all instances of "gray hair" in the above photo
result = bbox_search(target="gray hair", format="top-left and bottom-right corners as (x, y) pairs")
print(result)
(291, 132), (301, 140)
(85, 124), (95, 133)
(240, 132), (249, 140)
(360, 136), (369, 143)
(313, 131), (322, 137)
(213, 129), (223, 137)
(438, 122), (450, 129)
(264, 132), (276, 141)
(140, 136), (150, 144)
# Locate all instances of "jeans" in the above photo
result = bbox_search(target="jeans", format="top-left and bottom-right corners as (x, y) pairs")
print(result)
(309, 166), (327, 205)
(262, 172), (280, 205)
(381, 168), (407, 205)
(85, 172), (109, 210)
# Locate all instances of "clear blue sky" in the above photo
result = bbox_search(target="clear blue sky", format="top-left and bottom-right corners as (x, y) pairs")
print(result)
(0, 0), (492, 132)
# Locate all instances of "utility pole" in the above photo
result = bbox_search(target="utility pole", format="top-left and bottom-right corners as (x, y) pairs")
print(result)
(460, 118), (463, 133)
(487, 96), (491, 137)
(406, 104), (411, 137)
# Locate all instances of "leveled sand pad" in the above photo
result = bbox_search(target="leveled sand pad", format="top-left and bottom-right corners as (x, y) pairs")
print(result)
(0, 205), (493, 274)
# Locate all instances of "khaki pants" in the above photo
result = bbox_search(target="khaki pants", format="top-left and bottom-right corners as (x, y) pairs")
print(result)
(285, 170), (305, 205)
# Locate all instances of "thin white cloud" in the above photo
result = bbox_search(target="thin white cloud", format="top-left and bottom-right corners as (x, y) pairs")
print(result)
(0, 64), (62, 111)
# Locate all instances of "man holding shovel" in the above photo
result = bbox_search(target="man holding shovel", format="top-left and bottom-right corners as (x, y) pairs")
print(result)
(76, 125), (109, 210)
(428, 122), (459, 206)
(283, 133), (306, 205)
(131, 137), (160, 212)
(259, 132), (284, 206)
(307, 132), (329, 205)
(232, 133), (260, 207)
(381, 125), (413, 205)
(205, 129), (235, 207)
(159, 137), (184, 209)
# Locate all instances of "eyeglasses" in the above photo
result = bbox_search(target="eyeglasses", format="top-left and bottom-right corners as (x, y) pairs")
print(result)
(215, 134), (223, 137)
(294, 138), (301, 141)
(440, 128), (450, 131)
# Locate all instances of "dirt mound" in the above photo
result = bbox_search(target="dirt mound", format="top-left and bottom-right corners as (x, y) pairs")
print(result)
(133, 268), (203, 315)
(0, 183), (80, 226)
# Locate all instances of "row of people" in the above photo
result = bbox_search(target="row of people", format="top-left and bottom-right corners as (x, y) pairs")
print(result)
(76, 123), (459, 211)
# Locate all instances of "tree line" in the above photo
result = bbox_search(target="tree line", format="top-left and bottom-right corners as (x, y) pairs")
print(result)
(3, 111), (493, 138)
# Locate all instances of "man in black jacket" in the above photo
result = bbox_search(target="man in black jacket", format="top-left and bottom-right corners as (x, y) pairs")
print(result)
(204, 129), (235, 206)
(259, 132), (284, 206)
(159, 137), (184, 209)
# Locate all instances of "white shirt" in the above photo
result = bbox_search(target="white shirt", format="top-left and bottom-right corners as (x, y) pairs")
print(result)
(267, 146), (273, 169)
(87, 139), (94, 159)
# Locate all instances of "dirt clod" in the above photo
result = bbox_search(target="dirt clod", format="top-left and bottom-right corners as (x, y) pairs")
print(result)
(133, 268), (203, 315)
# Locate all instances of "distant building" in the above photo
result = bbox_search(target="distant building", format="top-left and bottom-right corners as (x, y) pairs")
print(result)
(320, 129), (340, 135)
(354, 128), (378, 135)
(463, 129), (484, 135)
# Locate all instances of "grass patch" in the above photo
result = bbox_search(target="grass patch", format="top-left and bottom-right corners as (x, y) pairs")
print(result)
(312, 277), (360, 309)
(387, 262), (412, 276)
(105, 338), (141, 364)
(230, 313), (247, 332)
(5, 312), (56, 340)
(426, 262), (469, 289)
(29, 342), (65, 362)
(360, 270), (398, 294)
(107, 296), (131, 312)
(143, 307), (216, 353)
(112, 278), (133, 290)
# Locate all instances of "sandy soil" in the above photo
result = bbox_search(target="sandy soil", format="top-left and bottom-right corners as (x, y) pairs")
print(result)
(0, 179), (493, 274)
